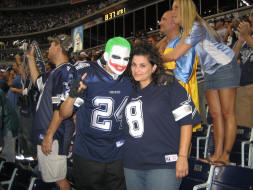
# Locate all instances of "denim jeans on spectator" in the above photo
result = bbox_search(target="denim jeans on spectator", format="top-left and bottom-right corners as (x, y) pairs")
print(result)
(19, 114), (36, 157)
(124, 168), (181, 190)
(0, 131), (16, 162)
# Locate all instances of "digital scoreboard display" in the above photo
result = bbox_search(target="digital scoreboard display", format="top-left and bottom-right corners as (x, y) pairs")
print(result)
(105, 8), (126, 21)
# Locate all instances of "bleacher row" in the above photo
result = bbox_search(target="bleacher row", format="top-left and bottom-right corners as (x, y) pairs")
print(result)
(182, 106), (253, 189)
(0, 147), (253, 190)
(191, 107), (253, 168)
(1, 155), (253, 189)
(0, 158), (59, 190)
(180, 158), (253, 190)
(0, 108), (253, 190)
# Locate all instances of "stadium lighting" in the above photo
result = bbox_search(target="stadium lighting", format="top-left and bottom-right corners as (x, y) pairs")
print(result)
(241, 0), (250, 6)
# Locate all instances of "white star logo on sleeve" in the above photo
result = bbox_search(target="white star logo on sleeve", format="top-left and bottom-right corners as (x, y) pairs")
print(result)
(172, 94), (197, 121)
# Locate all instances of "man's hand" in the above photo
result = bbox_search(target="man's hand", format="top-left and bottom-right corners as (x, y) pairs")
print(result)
(238, 33), (246, 43)
(25, 45), (35, 59)
(176, 156), (189, 178)
(238, 21), (251, 38)
(10, 87), (15, 92)
(41, 134), (53, 155)
(69, 73), (87, 98)
(158, 70), (175, 86)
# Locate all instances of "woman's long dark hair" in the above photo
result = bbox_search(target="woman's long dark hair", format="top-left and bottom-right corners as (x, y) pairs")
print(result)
(126, 41), (165, 89)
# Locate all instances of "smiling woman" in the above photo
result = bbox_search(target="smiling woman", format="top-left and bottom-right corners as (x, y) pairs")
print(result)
(128, 41), (163, 89)
(123, 41), (201, 190)
(131, 55), (156, 89)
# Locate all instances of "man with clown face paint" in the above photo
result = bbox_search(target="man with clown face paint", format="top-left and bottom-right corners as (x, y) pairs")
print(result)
(104, 39), (131, 76)
(60, 37), (132, 190)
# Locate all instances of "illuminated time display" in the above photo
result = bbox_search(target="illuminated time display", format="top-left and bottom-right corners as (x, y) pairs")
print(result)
(105, 8), (126, 21)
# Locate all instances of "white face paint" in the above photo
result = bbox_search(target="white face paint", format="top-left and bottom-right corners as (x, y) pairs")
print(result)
(107, 45), (130, 75)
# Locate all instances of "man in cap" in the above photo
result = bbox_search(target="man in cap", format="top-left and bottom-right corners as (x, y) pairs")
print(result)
(26, 34), (76, 190)
(225, 16), (240, 48)
(73, 50), (90, 69)
(215, 18), (228, 42)
(60, 37), (132, 190)
(79, 50), (89, 61)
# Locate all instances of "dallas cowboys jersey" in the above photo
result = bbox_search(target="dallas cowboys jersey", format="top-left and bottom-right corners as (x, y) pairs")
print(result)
(123, 81), (201, 170)
(31, 63), (76, 155)
(239, 32), (253, 86)
(74, 60), (91, 71)
(73, 59), (132, 163)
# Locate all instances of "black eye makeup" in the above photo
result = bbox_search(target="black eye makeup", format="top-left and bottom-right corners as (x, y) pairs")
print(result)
(111, 55), (121, 59)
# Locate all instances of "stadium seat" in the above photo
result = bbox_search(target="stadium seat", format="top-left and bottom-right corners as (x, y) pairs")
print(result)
(195, 106), (215, 160)
(240, 127), (253, 167)
(196, 124), (213, 159)
(15, 159), (38, 171)
(249, 144), (253, 169)
(179, 157), (215, 190)
(9, 166), (35, 190)
(194, 165), (253, 190)
(227, 126), (253, 166)
(0, 157), (5, 172)
(0, 162), (18, 190)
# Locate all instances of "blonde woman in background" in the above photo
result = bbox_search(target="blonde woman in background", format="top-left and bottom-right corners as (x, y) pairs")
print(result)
(163, 0), (241, 166)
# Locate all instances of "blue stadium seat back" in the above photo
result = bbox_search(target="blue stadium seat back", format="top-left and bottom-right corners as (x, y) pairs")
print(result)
(206, 108), (212, 125)
(10, 167), (35, 190)
(179, 158), (211, 190)
(16, 159), (38, 170)
(193, 124), (209, 137)
(206, 132), (215, 157)
(190, 146), (200, 158)
(236, 126), (252, 141)
(0, 157), (5, 163)
(30, 178), (58, 190)
(230, 152), (246, 166)
(211, 165), (253, 190)
(191, 125), (212, 158)
(192, 135), (206, 147)
(0, 162), (17, 182)
(0, 157), (5, 172)
(232, 139), (249, 154)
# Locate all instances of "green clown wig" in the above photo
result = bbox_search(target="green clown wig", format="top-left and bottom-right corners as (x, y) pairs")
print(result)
(105, 37), (131, 57)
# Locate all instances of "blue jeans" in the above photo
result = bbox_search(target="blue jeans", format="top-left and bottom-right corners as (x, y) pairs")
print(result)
(0, 131), (16, 162)
(124, 168), (181, 190)
(204, 57), (241, 90)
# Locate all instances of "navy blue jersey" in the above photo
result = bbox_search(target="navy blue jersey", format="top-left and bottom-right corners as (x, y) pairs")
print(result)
(74, 60), (91, 70)
(73, 60), (133, 163)
(239, 32), (253, 86)
(123, 81), (201, 170)
(31, 63), (76, 155)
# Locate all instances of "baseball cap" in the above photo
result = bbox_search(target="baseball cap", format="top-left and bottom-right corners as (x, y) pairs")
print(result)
(79, 50), (88, 57)
(0, 66), (11, 72)
(48, 34), (73, 52)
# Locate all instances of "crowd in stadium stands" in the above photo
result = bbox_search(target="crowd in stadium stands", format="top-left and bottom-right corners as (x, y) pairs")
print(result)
(0, 0), (67, 8)
(0, 12), (250, 64)
(0, 0), (116, 8)
(0, 0), (119, 36)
